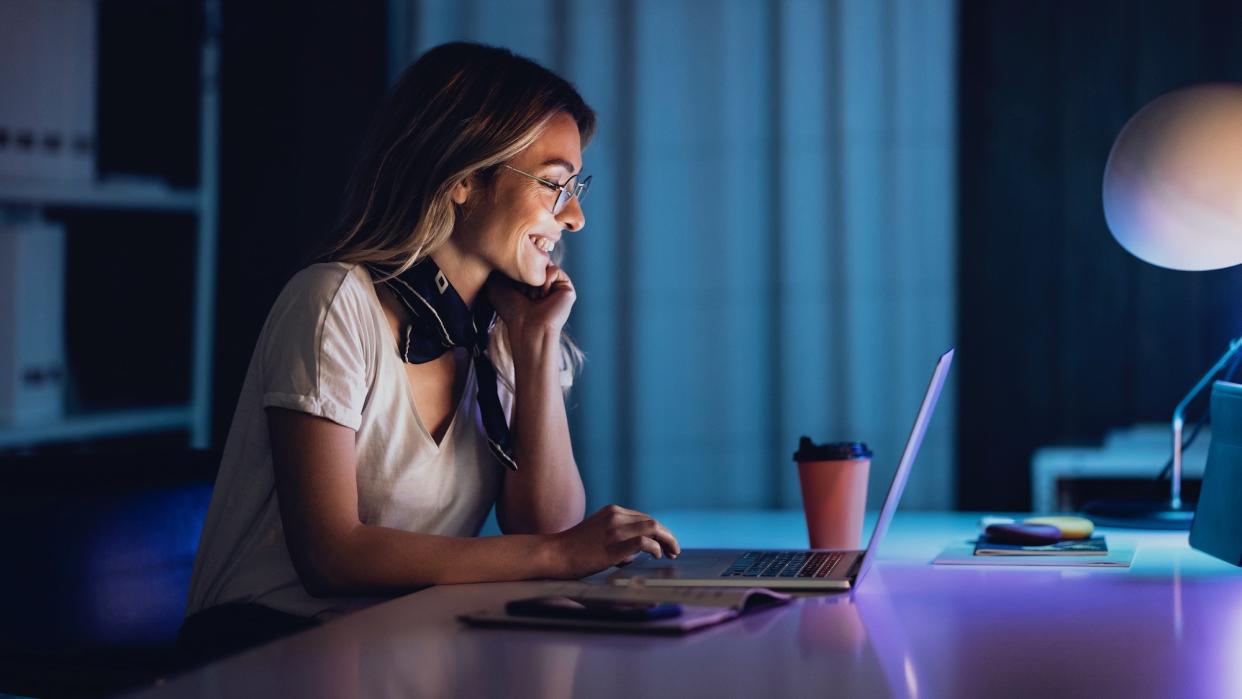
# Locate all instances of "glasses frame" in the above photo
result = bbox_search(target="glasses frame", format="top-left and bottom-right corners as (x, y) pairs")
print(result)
(502, 164), (591, 215)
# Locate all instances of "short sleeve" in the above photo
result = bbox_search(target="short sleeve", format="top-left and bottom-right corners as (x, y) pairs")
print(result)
(257, 264), (376, 430)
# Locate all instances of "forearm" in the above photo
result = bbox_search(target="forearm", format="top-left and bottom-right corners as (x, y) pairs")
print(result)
(309, 524), (562, 595)
(500, 328), (587, 533)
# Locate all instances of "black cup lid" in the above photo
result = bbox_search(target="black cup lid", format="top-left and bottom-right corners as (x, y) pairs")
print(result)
(792, 436), (872, 461)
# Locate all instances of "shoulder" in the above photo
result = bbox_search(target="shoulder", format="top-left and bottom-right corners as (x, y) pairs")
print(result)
(268, 262), (379, 321)
(260, 262), (384, 349)
(279, 261), (371, 305)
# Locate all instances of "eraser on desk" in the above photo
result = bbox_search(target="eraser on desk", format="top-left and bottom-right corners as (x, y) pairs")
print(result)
(1024, 516), (1094, 540)
(984, 523), (1063, 546)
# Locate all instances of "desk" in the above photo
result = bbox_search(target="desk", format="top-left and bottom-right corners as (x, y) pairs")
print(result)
(131, 512), (1242, 698)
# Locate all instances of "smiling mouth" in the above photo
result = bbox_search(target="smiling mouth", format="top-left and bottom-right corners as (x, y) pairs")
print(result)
(529, 235), (556, 254)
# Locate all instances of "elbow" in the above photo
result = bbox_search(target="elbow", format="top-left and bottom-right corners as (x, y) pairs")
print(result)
(288, 534), (357, 598)
(294, 555), (345, 598)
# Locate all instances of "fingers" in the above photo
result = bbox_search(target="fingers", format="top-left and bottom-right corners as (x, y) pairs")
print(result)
(608, 516), (680, 559)
(651, 520), (681, 557)
(541, 265), (561, 294)
(641, 521), (679, 558)
(633, 535), (663, 559)
(540, 264), (574, 297)
(615, 535), (663, 563)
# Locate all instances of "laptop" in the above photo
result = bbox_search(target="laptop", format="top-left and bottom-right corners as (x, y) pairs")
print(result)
(608, 348), (954, 590)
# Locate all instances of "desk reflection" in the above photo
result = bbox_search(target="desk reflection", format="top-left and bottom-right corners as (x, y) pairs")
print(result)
(192, 584), (923, 699)
(796, 570), (916, 699)
(359, 630), (582, 699)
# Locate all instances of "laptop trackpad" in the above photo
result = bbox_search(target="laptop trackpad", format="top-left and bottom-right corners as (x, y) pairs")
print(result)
(610, 550), (737, 580)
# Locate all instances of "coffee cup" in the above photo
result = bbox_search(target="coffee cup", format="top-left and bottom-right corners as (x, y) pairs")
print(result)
(793, 436), (872, 550)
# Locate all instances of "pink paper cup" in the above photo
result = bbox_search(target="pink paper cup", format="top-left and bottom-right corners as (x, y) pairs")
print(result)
(794, 437), (872, 550)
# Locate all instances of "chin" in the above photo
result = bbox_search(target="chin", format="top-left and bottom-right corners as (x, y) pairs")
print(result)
(522, 267), (548, 286)
(514, 256), (548, 286)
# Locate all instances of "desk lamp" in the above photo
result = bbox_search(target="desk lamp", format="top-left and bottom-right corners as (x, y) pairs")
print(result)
(1094, 83), (1242, 529)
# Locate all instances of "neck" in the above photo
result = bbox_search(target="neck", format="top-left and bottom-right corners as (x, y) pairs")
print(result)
(429, 244), (489, 308)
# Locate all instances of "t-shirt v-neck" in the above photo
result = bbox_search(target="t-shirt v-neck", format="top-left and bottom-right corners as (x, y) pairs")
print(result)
(396, 350), (475, 453)
(374, 283), (474, 451)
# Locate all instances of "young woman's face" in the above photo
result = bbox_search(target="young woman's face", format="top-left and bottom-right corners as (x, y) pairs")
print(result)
(458, 111), (586, 286)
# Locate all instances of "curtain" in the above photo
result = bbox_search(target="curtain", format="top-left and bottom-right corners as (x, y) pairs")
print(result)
(394, 0), (957, 511)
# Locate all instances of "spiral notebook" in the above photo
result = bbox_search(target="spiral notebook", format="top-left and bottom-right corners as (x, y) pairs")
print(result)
(932, 541), (1135, 567)
(973, 536), (1109, 556)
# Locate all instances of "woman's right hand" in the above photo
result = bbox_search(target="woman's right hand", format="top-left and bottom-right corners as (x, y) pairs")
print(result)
(550, 505), (681, 579)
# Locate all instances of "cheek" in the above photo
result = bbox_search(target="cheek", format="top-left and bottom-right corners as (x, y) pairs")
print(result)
(508, 208), (551, 247)
(474, 184), (554, 264)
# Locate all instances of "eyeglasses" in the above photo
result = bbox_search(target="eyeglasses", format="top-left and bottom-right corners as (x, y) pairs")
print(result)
(502, 164), (591, 215)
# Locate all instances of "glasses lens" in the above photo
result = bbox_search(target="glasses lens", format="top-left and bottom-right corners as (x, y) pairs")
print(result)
(577, 175), (591, 203)
(552, 174), (578, 214)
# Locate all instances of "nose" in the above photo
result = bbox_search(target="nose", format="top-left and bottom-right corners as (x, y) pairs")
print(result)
(557, 193), (585, 233)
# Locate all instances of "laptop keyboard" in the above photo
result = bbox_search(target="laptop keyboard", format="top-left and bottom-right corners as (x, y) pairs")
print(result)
(721, 551), (846, 579)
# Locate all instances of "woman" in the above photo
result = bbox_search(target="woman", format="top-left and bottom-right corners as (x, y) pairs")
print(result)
(180, 42), (679, 659)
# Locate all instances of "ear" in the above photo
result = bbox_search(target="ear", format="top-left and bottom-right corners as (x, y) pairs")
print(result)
(450, 175), (475, 206)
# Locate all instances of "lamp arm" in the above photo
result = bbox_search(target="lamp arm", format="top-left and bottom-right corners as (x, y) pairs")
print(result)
(1171, 336), (1242, 509)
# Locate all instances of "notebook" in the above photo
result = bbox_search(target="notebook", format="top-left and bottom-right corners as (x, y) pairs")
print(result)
(973, 536), (1109, 556)
(932, 541), (1135, 567)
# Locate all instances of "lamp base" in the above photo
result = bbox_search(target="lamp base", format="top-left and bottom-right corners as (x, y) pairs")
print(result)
(1080, 499), (1195, 530)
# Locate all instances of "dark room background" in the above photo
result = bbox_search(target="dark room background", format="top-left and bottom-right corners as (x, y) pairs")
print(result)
(211, 1), (387, 451)
(957, 0), (1242, 511)
(3, 0), (1242, 514)
(10, 2), (1242, 695)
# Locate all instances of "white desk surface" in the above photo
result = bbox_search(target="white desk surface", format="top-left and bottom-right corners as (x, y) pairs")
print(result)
(132, 511), (1242, 699)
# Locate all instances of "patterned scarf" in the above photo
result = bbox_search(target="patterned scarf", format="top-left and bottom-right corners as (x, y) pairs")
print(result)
(366, 259), (517, 471)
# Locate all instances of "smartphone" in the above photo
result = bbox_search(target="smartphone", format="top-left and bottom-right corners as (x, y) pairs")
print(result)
(504, 596), (683, 623)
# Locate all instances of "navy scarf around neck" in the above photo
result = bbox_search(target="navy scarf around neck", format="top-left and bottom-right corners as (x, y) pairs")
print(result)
(367, 259), (517, 471)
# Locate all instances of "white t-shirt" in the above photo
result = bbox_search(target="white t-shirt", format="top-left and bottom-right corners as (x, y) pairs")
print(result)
(186, 261), (506, 620)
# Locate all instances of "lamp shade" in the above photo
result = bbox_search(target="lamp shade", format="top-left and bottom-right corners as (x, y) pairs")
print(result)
(1103, 84), (1242, 271)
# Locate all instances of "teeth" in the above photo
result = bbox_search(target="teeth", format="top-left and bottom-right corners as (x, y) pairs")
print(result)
(533, 237), (555, 253)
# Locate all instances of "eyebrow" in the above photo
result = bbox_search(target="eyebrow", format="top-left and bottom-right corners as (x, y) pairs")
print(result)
(541, 158), (578, 175)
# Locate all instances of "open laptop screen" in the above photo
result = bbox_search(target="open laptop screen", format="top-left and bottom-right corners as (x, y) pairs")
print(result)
(852, 348), (954, 589)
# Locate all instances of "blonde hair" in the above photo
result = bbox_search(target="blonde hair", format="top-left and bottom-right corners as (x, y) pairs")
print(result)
(320, 42), (595, 392)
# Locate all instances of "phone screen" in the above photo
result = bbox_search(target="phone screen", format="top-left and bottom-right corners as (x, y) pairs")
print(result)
(505, 596), (683, 622)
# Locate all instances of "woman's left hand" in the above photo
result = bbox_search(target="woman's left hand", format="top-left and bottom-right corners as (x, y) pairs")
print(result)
(486, 264), (577, 343)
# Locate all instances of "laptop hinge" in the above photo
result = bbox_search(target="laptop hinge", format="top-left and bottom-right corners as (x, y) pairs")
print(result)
(846, 552), (865, 580)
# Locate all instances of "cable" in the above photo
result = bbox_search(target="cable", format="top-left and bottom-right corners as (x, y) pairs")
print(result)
(1150, 348), (1242, 488)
